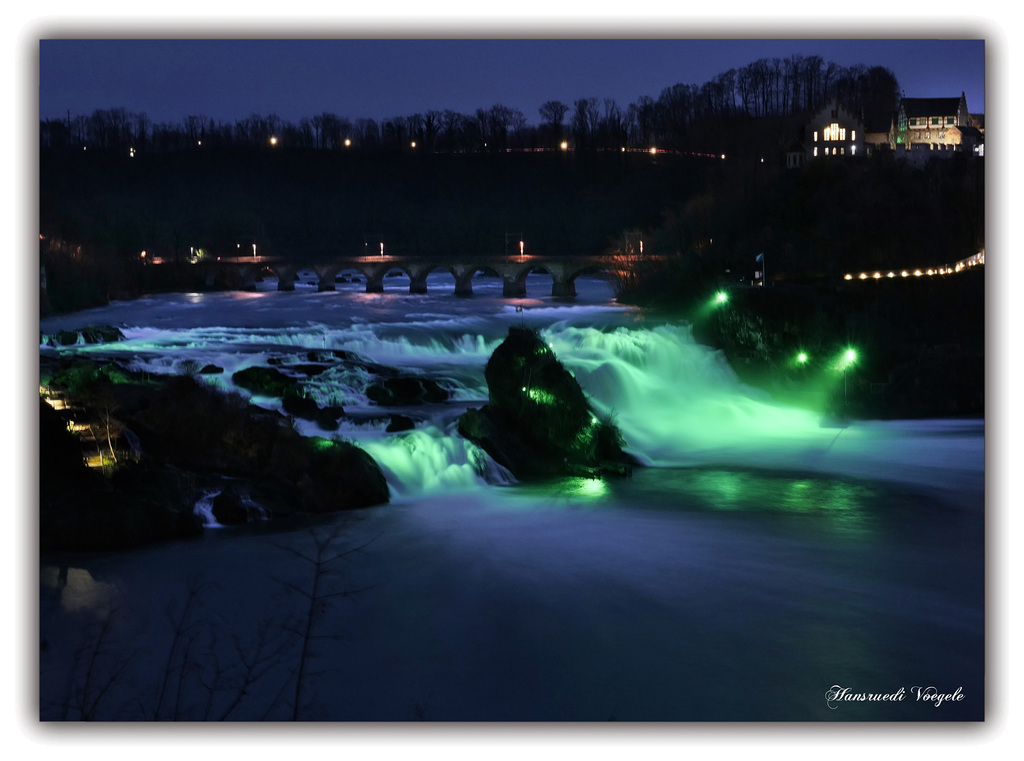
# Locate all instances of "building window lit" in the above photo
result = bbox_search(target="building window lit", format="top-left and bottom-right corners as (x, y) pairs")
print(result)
(851, 130), (856, 141)
(823, 123), (845, 142)
(813, 146), (818, 157)
(813, 131), (818, 142)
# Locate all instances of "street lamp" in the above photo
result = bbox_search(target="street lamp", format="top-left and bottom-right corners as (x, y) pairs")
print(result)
(505, 232), (523, 257)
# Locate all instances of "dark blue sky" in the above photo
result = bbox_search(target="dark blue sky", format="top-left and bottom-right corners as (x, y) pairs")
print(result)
(38, 38), (986, 126)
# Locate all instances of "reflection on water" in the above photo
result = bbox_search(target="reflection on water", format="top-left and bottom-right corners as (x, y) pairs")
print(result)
(501, 466), (880, 537)
(686, 469), (875, 533)
(40, 564), (117, 614)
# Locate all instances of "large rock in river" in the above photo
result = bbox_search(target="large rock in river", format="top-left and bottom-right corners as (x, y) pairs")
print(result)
(458, 327), (632, 479)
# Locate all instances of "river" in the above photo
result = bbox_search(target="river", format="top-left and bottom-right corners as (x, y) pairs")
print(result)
(38, 270), (984, 721)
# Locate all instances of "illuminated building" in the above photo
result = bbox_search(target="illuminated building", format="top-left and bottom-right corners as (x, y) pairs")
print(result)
(890, 93), (984, 160)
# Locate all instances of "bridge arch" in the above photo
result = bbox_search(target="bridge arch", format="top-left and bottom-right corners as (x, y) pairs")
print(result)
(190, 253), (644, 298)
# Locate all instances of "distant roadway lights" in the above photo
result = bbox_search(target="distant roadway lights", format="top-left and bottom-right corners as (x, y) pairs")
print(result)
(650, 147), (657, 154)
(560, 141), (568, 150)
(344, 138), (352, 147)
(270, 136), (278, 146)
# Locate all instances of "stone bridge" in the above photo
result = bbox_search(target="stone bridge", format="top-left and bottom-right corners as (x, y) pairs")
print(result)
(191, 254), (649, 298)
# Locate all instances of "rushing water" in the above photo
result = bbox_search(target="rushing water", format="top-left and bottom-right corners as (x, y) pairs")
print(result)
(38, 272), (984, 721)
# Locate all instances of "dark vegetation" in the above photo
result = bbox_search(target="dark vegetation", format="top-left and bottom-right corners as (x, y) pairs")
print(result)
(39, 148), (710, 313)
(605, 148), (984, 420)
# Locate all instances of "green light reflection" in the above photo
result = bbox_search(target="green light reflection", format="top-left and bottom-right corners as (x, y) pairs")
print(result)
(681, 469), (875, 534)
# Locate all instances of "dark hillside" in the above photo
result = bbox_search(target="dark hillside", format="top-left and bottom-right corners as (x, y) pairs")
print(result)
(40, 148), (716, 263)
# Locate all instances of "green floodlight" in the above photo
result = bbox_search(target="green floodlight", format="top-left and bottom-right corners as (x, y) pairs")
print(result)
(844, 348), (857, 364)
(796, 352), (809, 364)
(714, 291), (729, 305)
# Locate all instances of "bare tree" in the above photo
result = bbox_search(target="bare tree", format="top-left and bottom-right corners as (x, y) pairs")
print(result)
(539, 99), (569, 147)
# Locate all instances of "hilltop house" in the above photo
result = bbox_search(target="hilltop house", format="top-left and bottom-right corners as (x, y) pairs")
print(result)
(788, 91), (984, 168)
(787, 99), (866, 168)
(890, 92), (983, 161)
(806, 99), (865, 160)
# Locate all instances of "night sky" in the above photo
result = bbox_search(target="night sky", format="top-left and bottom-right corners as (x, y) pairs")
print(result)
(38, 37), (986, 126)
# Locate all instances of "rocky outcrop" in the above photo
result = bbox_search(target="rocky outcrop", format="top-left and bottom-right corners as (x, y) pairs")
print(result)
(40, 400), (203, 552)
(458, 327), (633, 479)
(231, 366), (301, 397)
(39, 365), (390, 552)
(365, 376), (450, 406)
(41, 324), (126, 347)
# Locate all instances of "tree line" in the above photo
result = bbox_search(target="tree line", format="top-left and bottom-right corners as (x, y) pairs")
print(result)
(40, 55), (900, 155)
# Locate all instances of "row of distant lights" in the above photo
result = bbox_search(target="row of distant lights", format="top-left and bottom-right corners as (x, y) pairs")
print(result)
(123, 139), (729, 159)
(844, 252), (984, 281)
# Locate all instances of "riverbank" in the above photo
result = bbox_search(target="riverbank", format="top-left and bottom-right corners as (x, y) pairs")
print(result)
(39, 352), (390, 551)
(615, 263), (985, 420)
